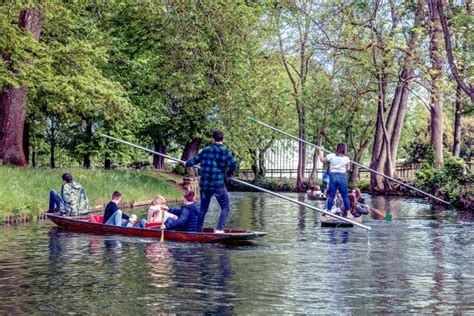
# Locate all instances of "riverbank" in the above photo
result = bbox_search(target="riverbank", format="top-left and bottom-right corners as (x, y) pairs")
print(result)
(0, 166), (183, 223)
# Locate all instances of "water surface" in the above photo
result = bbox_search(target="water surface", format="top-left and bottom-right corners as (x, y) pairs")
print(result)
(0, 193), (472, 314)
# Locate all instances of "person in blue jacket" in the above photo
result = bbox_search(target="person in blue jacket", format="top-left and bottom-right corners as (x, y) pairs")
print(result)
(161, 191), (200, 232)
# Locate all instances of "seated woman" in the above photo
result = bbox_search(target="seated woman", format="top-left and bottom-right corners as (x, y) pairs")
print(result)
(147, 195), (177, 223)
(352, 188), (365, 204)
(161, 191), (199, 232)
(348, 193), (369, 217)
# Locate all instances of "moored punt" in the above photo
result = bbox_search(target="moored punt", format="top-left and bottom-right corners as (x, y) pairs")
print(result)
(46, 214), (267, 243)
(320, 213), (364, 228)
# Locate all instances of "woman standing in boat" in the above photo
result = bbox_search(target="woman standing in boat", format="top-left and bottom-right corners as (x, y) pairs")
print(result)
(318, 143), (351, 217)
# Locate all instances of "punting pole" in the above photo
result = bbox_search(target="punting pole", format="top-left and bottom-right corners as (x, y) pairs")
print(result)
(247, 117), (451, 206)
(102, 134), (372, 231)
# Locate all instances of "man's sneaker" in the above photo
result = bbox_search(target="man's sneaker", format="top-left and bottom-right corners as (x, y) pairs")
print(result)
(214, 229), (225, 234)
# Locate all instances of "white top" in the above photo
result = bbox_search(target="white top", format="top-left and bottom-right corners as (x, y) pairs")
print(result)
(326, 153), (350, 173)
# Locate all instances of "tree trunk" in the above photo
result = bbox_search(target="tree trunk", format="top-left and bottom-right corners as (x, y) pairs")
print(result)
(436, 0), (474, 103)
(296, 102), (307, 192)
(0, 87), (28, 166)
(104, 155), (111, 170)
(250, 149), (259, 179)
(390, 0), (424, 167)
(429, 0), (445, 170)
(83, 120), (92, 168)
(0, 9), (42, 167)
(309, 146), (319, 185)
(32, 142), (36, 167)
(257, 138), (274, 179)
(153, 140), (166, 170)
(23, 119), (30, 164)
(370, 0), (424, 190)
(453, 84), (462, 156)
(181, 138), (202, 162)
(369, 67), (387, 191)
(50, 133), (55, 169)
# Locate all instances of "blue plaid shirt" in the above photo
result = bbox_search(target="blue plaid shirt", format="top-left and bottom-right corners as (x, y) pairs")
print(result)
(185, 144), (238, 190)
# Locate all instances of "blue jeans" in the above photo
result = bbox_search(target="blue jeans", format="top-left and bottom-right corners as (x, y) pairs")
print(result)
(327, 173), (350, 213)
(105, 210), (123, 226)
(49, 190), (62, 212)
(121, 219), (147, 228)
(199, 187), (230, 231)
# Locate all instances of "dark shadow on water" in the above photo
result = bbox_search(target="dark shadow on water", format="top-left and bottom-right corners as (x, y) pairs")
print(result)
(327, 229), (350, 244)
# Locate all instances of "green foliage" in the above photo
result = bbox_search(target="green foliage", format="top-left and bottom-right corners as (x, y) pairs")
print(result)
(415, 149), (470, 205)
(228, 178), (297, 192)
(173, 164), (192, 176)
(0, 1), (472, 211)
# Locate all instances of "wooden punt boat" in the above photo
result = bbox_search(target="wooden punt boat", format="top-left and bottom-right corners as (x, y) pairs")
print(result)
(320, 213), (363, 228)
(307, 193), (327, 201)
(46, 214), (267, 243)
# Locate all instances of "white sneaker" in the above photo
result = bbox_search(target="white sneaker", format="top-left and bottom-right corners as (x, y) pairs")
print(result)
(331, 208), (342, 215)
(214, 229), (225, 234)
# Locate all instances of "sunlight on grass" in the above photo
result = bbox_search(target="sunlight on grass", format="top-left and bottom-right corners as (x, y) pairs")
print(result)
(0, 166), (183, 221)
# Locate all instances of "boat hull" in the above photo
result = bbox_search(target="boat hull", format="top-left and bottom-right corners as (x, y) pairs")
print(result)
(46, 214), (267, 243)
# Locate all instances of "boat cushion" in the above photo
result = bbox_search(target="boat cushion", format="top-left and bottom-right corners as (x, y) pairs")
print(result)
(90, 215), (104, 224)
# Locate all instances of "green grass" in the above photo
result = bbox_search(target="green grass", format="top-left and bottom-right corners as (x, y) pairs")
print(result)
(0, 166), (183, 222)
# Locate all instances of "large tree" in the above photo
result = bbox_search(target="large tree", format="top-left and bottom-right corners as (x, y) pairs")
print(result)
(0, 7), (42, 166)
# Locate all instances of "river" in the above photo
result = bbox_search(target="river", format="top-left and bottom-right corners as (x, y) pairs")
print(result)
(0, 193), (472, 314)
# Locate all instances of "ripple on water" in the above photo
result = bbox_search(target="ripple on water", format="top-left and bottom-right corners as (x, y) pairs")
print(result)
(0, 193), (473, 314)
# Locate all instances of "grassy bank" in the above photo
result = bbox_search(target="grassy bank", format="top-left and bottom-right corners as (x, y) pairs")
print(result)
(0, 166), (183, 222)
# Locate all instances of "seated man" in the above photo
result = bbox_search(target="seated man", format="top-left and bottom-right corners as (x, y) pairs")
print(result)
(161, 191), (199, 232)
(102, 191), (145, 228)
(48, 173), (90, 216)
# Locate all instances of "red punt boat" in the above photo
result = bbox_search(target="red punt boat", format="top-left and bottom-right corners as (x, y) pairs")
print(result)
(46, 214), (267, 243)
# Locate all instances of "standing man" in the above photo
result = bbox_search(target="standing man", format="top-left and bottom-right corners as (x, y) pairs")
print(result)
(185, 130), (238, 233)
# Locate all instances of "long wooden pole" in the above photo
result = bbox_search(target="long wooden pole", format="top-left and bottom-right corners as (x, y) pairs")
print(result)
(160, 210), (165, 242)
(102, 134), (371, 231)
(356, 202), (392, 221)
(248, 117), (451, 206)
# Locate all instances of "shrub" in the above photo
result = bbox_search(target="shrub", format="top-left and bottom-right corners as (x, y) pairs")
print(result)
(173, 164), (192, 176)
(415, 148), (472, 207)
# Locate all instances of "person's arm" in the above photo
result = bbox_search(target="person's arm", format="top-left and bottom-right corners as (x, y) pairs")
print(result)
(121, 212), (130, 221)
(185, 152), (202, 167)
(345, 157), (351, 172)
(166, 207), (181, 216)
(164, 208), (190, 229)
(319, 148), (328, 163)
